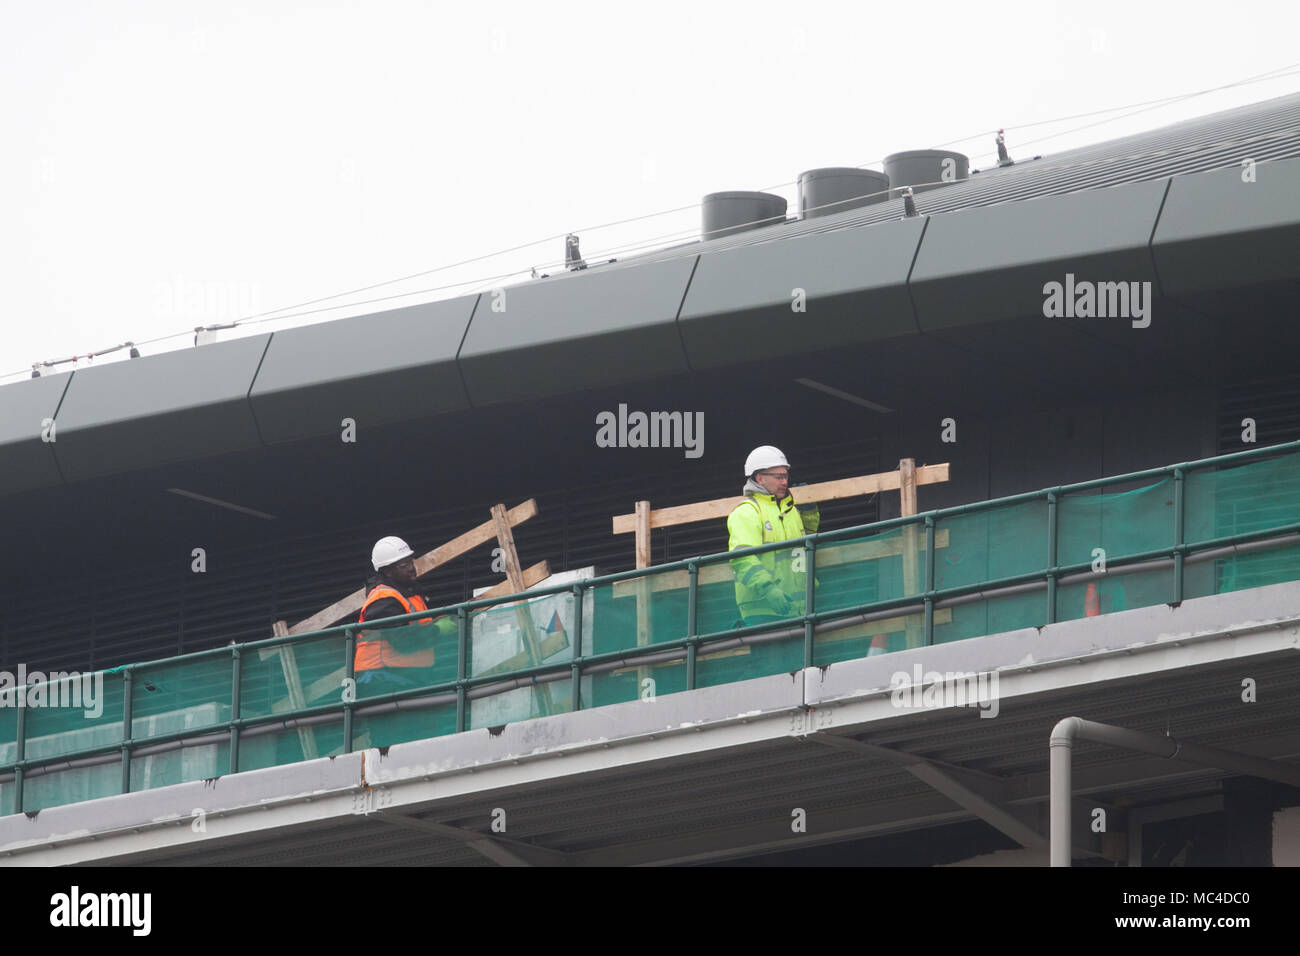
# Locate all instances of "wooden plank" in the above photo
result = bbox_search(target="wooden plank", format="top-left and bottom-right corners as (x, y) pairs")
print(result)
(489, 505), (526, 596)
(610, 529), (951, 598)
(634, 501), (651, 570)
(611, 465), (949, 534)
(271, 619), (318, 760)
(287, 500), (539, 635)
(414, 499), (538, 577)
(289, 589), (371, 637)
(474, 560), (552, 600)
(303, 666), (347, 703)
(490, 504), (554, 715)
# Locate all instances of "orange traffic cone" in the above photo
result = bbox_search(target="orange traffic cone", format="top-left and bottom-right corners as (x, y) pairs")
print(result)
(1084, 582), (1100, 617)
(868, 634), (888, 656)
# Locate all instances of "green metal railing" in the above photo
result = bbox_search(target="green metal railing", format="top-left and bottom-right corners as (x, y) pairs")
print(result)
(3, 440), (1300, 816)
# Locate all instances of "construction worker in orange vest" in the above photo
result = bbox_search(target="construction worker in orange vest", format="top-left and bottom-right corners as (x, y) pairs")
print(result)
(355, 536), (450, 695)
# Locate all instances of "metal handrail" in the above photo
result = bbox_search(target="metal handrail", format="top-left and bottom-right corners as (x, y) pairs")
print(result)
(3, 439), (1299, 813)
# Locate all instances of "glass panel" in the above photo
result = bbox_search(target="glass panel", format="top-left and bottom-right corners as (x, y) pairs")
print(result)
(695, 560), (747, 638)
(237, 718), (346, 772)
(1054, 566), (1171, 623)
(23, 671), (124, 761)
(132, 656), (230, 740)
(580, 568), (687, 662)
(586, 657), (687, 708)
(933, 592), (1044, 645)
(471, 677), (575, 729)
(0, 704), (15, 816)
(353, 700), (458, 751)
(695, 631), (803, 687)
(935, 499), (1048, 592)
(473, 589), (585, 676)
(1200, 541), (1300, 597)
(467, 589), (582, 721)
(815, 608), (927, 664)
(1187, 453), (1300, 546)
(816, 526), (908, 615)
(241, 633), (351, 718)
(131, 738), (229, 791)
(1059, 478), (1173, 568)
(21, 764), (121, 813)
(0, 704), (15, 769)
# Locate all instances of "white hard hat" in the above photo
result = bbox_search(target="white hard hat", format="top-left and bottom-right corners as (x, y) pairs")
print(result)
(744, 445), (789, 476)
(372, 535), (414, 571)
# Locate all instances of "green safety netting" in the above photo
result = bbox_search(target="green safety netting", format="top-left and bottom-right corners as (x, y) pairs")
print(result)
(4, 450), (1299, 815)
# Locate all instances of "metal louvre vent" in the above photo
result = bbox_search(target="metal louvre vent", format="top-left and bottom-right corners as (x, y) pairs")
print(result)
(1217, 373), (1300, 453)
(0, 437), (880, 674)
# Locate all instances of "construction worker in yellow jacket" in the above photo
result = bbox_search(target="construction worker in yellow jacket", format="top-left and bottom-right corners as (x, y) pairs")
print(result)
(728, 446), (820, 626)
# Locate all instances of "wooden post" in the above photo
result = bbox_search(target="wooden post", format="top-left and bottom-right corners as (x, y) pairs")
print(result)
(634, 500), (653, 694)
(899, 458), (923, 649)
(271, 620), (318, 760)
(490, 504), (554, 715)
(634, 501), (652, 570)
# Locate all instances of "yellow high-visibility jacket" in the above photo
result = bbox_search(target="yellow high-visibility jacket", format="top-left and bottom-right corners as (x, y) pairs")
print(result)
(727, 489), (820, 623)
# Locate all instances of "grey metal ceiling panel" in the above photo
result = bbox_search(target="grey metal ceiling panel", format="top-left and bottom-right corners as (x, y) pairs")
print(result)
(908, 179), (1169, 332)
(678, 218), (925, 369)
(1153, 156), (1300, 297)
(0, 372), (72, 495)
(249, 297), (476, 444)
(51, 335), (271, 482)
(457, 257), (696, 406)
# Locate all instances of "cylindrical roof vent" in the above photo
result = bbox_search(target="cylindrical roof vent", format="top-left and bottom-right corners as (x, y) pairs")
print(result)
(798, 168), (890, 219)
(702, 191), (788, 241)
(883, 150), (969, 196)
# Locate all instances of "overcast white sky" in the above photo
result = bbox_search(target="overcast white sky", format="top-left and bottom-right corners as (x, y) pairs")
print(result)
(2, 0), (1299, 385)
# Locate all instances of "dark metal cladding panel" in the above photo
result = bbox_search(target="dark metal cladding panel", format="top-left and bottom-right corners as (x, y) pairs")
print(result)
(0, 373), (73, 495)
(622, 92), (1300, 269)
(51, 334), (272, 482)
(679, 218), (925, 369)
(909, 179), (1169, 331)
(457, 257), (695, 407)
(1153, 156), (1300, 295)
(249, 297), (476, 444)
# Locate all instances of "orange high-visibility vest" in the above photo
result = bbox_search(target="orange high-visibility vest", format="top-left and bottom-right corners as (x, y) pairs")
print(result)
(355, 585), (436, 671)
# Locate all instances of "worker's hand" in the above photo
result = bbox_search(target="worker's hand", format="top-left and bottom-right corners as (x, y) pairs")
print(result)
(764, 584), (792, 615)
(793, 484), (820, 531)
